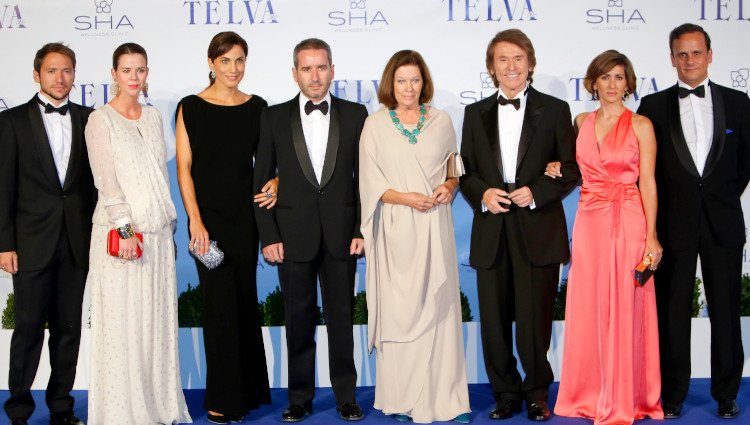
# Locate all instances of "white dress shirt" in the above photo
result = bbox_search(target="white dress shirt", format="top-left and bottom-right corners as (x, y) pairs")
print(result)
(298, 93), (331, 183)
(37, 92), (72, 185)
(481, 85), (535, 212)
(678, 77), (713, 176)
(497, 88), (528, 183)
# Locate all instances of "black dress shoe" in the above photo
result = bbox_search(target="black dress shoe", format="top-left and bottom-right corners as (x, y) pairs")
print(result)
(527, 400), (551, 421)
(206, 412), (246, 424)
(489, 399), (521, 420)
(662, 402), (683, 419)
(282, 402), (313, 422)
(718, 399), (740, 419)
(337, 402), (364, 421)
(9, 419), (28, 425)
(49, 412), (84, 425)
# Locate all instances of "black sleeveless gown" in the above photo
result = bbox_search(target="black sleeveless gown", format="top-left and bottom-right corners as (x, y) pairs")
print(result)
(178, 94), (271, 414)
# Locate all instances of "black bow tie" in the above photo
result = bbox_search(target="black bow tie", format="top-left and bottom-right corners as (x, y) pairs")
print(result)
(304, 100), (329, 115)
(497, 95), (521, 110)
(678, 85), (706, 99)
(36, 97), (69, 115)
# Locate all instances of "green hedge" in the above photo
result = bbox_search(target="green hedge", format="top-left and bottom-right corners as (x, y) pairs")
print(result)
(2, 274), (746, 329)
(176, 285), (473, 327)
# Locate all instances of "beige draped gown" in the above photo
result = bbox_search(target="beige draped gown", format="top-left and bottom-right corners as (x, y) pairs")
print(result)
(359, 107), (470, 423)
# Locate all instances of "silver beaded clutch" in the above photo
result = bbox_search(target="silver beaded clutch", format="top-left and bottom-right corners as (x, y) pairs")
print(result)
(190, 240), (224, 270)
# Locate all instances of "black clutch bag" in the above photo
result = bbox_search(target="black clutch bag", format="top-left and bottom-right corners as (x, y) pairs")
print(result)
(634, 256), (654, 287)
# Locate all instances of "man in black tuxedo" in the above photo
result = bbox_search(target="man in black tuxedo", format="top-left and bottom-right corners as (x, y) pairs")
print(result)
(637, 23), (750, 420)
(253, 38), (367, 422)
(0, 44), (95, 425)
(460, 29), (579, 422)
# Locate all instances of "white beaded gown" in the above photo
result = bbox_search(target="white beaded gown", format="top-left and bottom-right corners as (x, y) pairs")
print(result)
(85, 104), (192, 424)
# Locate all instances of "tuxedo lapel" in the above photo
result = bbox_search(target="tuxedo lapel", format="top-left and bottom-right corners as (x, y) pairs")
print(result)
(289, 96), (320, 188)
(516, 87), (544, 171)
(701, 82), (726, 179)
(319, 96), (340, 189)
(26, 97), (61, 188)
(62, 104), (83, 191)
(667, 85), (700, 178)
(480, 94), (503, 180)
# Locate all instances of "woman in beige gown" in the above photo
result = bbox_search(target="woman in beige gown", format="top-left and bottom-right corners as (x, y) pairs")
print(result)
(359, 50), (471, 424)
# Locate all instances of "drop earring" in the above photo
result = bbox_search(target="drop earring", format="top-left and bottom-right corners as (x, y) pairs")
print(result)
(109, 81), (119, 96)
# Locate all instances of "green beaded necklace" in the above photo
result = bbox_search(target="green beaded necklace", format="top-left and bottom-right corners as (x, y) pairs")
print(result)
(389, 104), (426, 144)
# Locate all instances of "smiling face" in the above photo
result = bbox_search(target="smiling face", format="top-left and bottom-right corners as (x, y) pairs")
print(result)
(670, 31), (712, 88)
(209, 43), (246, 88)
(594, 64), (627, 104)
(490, 41), (530, 98)
(292, 48), (334, 102)
(33, 52), (75, 106)
(393, 65), (423, 110)
(111, 53), (148, 98)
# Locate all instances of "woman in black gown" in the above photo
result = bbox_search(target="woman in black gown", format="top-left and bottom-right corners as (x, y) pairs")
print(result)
(175, 31), (276, 424)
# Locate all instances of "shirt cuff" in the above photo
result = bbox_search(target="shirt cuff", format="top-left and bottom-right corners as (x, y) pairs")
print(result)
(529, 199), (536, 210)
(481, 201), (488, 213)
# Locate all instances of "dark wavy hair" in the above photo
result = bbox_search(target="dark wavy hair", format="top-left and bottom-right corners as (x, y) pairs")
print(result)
(34, 43), (76, 73)
(377, 50), (434, 109)
(485, 29), (537, 86)
(207, 31), (248, 85)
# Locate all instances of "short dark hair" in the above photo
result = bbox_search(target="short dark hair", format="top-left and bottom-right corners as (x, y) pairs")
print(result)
(584, 50), (637, 97)
(485, 29), (537, 86)
(34, 43), (76, 73)
(377, 50), (435, 110)
(112, 42), (148, 70)
(669, 23), (711, 53)
(293, 38), (332, 68)
(207, 31), (248, 85)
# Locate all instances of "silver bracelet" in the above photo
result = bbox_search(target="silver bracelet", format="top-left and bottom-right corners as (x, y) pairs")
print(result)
(117, 224), (134, 239)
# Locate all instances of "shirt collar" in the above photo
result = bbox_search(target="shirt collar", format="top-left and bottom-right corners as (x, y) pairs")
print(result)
(37, 92), (69, 108)
(677, 77), (709, 91)
(497, 83), (529, 110)
(299, 92), (332, 111)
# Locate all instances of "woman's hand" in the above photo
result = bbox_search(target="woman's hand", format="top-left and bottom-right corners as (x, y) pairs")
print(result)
(254, 177), (278, 209)
(402, 192), (437, 212)
(432, 183), (454, 205)
(644, 237), (663, 270)
(118, 236), (143, 261)
(189, 220), (210, 256)
(544, 161), (562, 178)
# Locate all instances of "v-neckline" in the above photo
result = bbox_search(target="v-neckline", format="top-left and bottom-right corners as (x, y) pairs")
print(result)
(594, 109), (627, 153)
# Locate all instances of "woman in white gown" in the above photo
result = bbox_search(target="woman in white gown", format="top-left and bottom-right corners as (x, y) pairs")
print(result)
(84, 42), (192, 425)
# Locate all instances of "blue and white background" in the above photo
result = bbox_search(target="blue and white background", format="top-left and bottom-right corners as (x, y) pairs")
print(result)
(1, 0), (750, 389)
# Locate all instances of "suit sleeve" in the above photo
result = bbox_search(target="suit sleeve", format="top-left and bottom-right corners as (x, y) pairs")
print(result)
(527, 102), (580, 208)
(0, 112), (18, 252)
(459, 108), (490, 211)
(352, 104), (367, 240)
(85, 111), (132, 227)
(737, 94), (750, 194)
(253, 108), (282, 248)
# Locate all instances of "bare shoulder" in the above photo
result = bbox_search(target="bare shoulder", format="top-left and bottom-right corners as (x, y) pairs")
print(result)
(574, 112), (589, 129)
(631, 112), (654, 133)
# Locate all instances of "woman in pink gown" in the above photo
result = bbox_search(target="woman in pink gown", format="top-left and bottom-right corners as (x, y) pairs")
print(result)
(551, 50), (664, 425)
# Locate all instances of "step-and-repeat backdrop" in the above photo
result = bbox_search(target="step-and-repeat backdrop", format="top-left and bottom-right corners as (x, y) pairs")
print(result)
(1, 0), (749, 388)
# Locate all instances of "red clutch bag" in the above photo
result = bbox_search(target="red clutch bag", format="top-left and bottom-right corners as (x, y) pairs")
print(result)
(107, 229), (143, 258)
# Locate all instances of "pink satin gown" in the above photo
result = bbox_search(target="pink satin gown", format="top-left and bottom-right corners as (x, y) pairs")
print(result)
(554, 109), (663, 425)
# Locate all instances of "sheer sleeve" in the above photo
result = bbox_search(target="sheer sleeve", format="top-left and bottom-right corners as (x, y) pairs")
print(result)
(85, 110), (132, 227)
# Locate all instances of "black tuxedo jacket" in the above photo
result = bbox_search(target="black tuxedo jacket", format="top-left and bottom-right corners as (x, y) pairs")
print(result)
(0, 96), (96, 271)
(253, 94), (367, 262)
(460, 87), (580, 268)
(637, 82), (750, 250)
